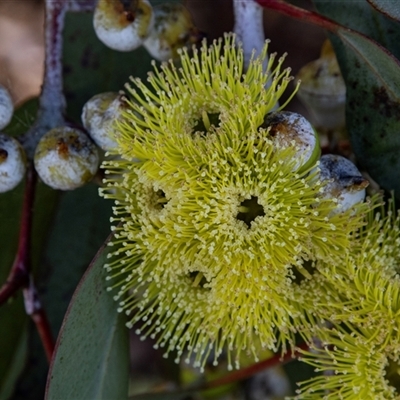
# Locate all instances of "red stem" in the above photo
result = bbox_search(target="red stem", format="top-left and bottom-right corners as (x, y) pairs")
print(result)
(32, 309), (55, 362)
(254, 0), (340, 32)
(0, 165), (55, 361)
(24, 279), (55, 362)
(205, 341), (310, 389)
(0, 165), (36, 305)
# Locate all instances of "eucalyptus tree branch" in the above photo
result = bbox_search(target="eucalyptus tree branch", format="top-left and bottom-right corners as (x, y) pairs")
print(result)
(233, 0), (266, 69)
(67, 0), (96, 12)
(20, 0), (68, 158)
(129, 342), (310, 399)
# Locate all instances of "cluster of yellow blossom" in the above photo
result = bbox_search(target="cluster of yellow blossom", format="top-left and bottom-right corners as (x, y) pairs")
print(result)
(99, 33), (397, 396)
(296, 200), (400, 399)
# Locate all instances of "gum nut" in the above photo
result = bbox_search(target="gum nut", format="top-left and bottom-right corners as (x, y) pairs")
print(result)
(93, 0), (154, 51)
(34, 127), (99, 191)
(296, 55), (346, 130)
(319, 154), (369, 211)
(81, 92), (121, 151)
(0, 134), (26, 193)
(262, 111), (320, 172)
(0, 85), (14, 130)
(143, 3), (201, 61)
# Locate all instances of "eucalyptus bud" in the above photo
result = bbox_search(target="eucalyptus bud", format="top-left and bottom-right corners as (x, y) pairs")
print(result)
(93, 0), (154, 51)
(34, 127), (99, 190)
(82, 92), (125, 151)
(0, 85), (14, 130)
(143, 3), (202, 61)
(296, 41), (346, 131)
(0, 134), (26, 193)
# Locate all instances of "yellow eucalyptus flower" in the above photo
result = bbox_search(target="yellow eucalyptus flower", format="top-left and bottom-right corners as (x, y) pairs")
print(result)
(297, 324), (400, 400)
(100, 34), (369, 370)
(296, 199), (400, 399)
(313, 198), (400, 340)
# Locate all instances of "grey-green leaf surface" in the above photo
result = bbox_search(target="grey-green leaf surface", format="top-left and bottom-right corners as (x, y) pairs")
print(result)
(314, 0), (400, 60)
(11, 182), (113, 400)
(367, 0), (400, 22)
(45, 236), (129, 400)
(63, 0), (182, 123)
(63, 12), (155, 124)
(313, 0), (400, 198)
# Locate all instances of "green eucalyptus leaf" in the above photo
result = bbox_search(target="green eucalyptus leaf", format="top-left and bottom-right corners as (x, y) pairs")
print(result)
(45, 234), (129, 400)
(12, 183), (112, 400)
(63, 12), (155, 123)
(0, 325), (29, 400)
(312, 1), (400, 198)
(314, 0), (400, 60)
(366, 0), (400, 22)
(3, 98), (39, 139)
(63, 0), (183, 124)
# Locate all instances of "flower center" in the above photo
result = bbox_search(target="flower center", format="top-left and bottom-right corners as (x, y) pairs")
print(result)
(152, 189), (168, 210)
(192, 112), (221, 135)
(289, 260), (315, 285)
(236, 196), (265, 228)
(385, 357), (400, 393)
(187, 271), (209, 288)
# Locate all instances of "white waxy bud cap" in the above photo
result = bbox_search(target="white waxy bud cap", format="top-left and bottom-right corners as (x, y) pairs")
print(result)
(143, 3), (201, 61)
(34, 127), (99, 191)
(262, 111), (320, 172)
(0, 134), (26, 193)
(319, 154), (369, 212)
(93, 0), (154, 52)
(0, 85), (14, 130)
(296, 41), (346, 130)
(81, 92), (124, 151)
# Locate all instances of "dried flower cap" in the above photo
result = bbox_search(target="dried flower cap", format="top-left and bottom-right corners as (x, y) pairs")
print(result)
(318, 154), (369, 212)
(296, 40), (346, 130)
(101, 34), (370, 370)
(260, 111), (320, 173)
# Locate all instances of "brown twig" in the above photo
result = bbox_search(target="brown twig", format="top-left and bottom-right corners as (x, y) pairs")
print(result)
(0, 165), (36, 305)
(129, 342), (310, 399)
(204, 341), (310, 390)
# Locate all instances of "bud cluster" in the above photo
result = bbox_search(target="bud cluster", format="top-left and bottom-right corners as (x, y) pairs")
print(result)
(93, 0), (202, 61)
